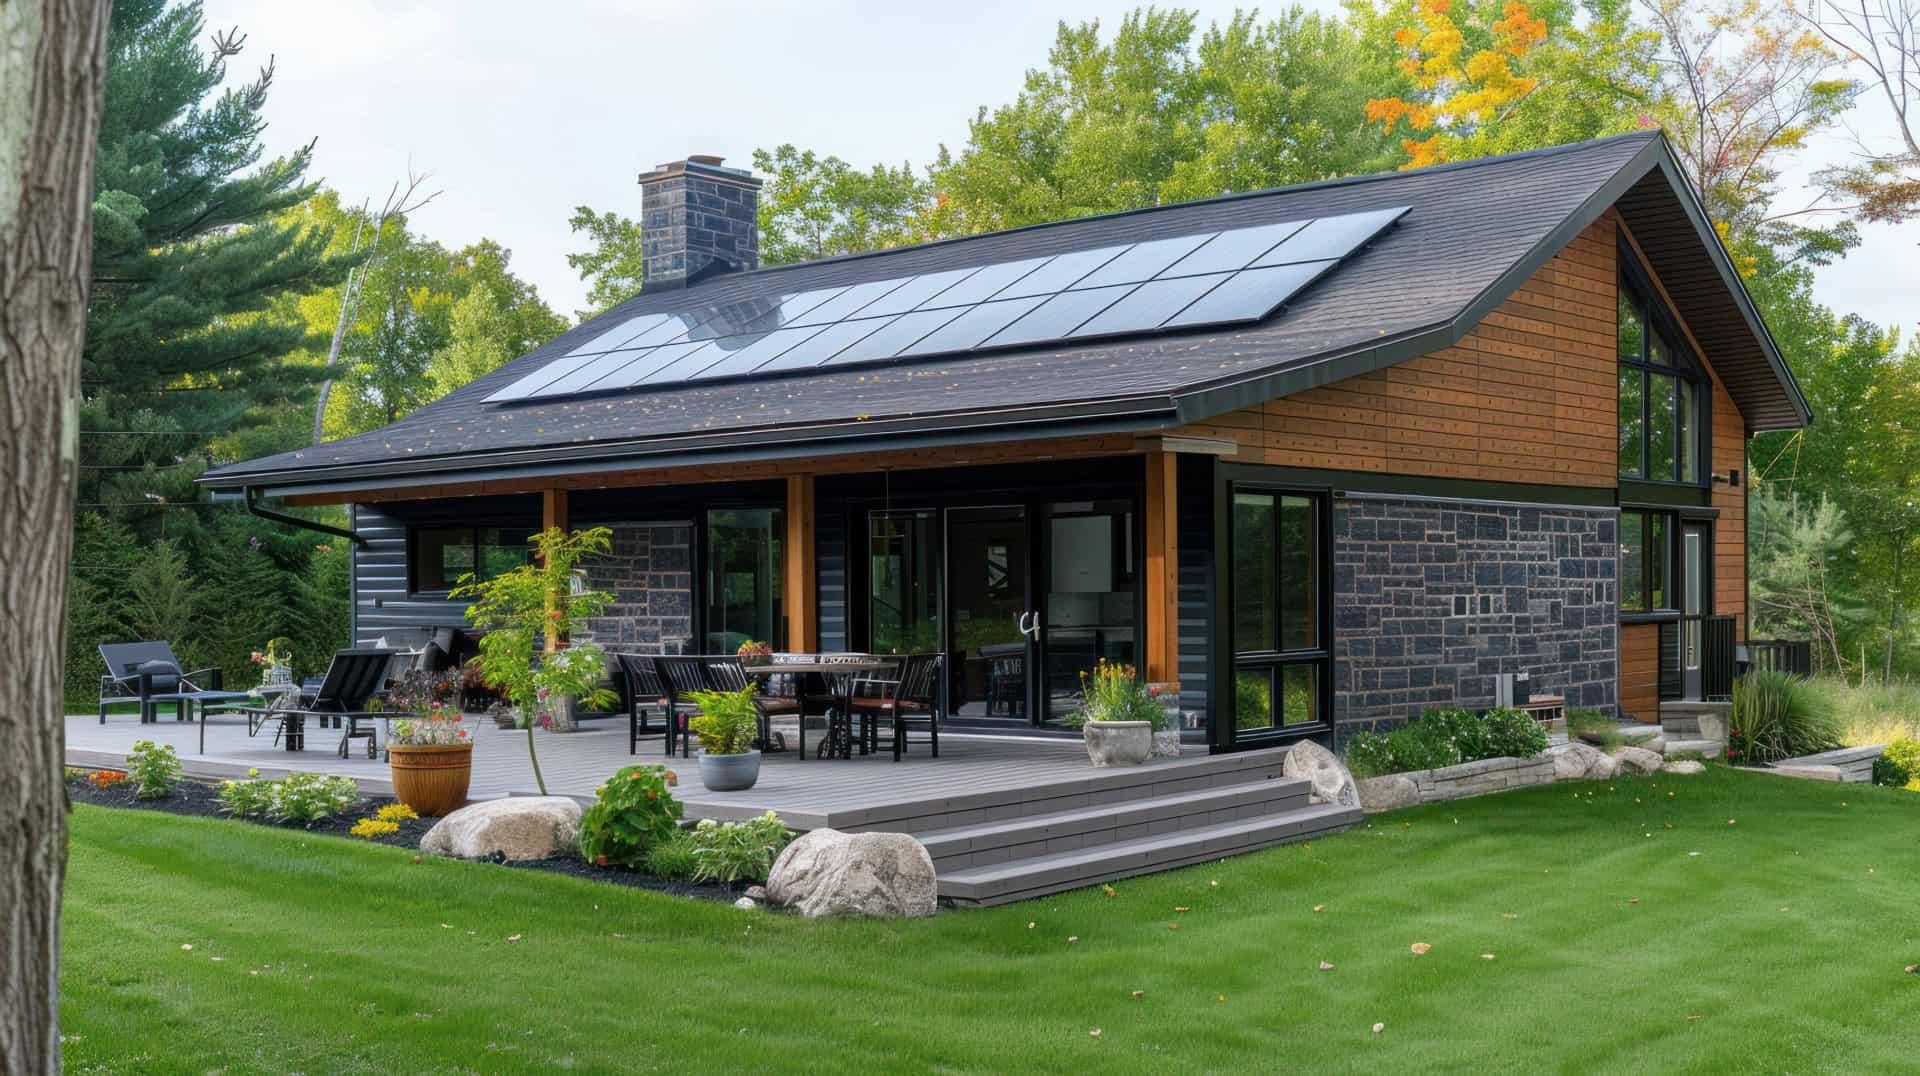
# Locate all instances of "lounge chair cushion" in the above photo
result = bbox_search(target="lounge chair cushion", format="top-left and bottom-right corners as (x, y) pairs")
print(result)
(131, 659), (182, 693)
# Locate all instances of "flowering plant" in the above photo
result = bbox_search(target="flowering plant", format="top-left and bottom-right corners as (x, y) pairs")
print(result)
(249, 638), (293, 669)
(736, 639), (773, 664)
(389, 699), (471, 747)
(1064, 658), (1169, 730)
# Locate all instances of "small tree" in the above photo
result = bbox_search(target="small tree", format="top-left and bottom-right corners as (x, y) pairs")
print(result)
(453, 527), (617, 794)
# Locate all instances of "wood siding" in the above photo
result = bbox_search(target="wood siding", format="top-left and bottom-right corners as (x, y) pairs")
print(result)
(1171, 217), (1620, 487)
(1619, 622), (1662, 722)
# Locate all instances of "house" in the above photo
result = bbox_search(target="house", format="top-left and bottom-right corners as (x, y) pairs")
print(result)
(199, 131), (1809, 755)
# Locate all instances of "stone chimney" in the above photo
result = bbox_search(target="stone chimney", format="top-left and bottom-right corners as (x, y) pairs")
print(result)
(636, 154), (761, 289)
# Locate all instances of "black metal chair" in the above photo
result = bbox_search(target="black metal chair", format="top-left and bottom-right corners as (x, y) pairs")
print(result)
(813, 653), (889, 759)
(615, 654), (674, 756)
(653, 655), (712, 759)
(96, 641), (234, 725)
(851, 655), (935, 762)
(705, 657), (799, 753)
(252, 649), (393, 757)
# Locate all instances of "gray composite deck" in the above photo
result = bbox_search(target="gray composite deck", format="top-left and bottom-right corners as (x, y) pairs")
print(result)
(65, 711), (1205, 827)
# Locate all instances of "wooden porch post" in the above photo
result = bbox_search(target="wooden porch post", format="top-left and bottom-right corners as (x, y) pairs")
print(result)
(542, 488), (569, 654)
(1143, 451), (1180, 687)
(784, 475), (817, 653)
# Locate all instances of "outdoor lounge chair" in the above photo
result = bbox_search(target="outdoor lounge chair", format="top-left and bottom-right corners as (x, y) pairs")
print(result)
(248, 649), (393, 757)
(96, 641), (250, 731)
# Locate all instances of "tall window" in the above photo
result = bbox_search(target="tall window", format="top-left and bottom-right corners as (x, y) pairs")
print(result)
(1618, 275), (1704, 484)
(1619, 508), (1674, 613)
(414, 527), (532, 591)
(1231, 490), (1327, 733)
(705, 508), (784, 652)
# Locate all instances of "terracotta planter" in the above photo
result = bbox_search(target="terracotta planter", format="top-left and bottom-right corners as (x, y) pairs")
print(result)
(387, 742), (474, 816)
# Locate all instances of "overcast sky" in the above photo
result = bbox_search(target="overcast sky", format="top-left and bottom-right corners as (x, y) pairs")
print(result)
(203, 0), (1914, 334)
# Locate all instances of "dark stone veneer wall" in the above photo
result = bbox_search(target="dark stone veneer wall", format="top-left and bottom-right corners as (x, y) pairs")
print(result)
(1331, 496), (1618, 736)
(576, 522), (695, 653)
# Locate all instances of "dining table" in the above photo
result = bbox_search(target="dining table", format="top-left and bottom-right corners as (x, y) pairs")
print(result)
(747, 658), (902, 760)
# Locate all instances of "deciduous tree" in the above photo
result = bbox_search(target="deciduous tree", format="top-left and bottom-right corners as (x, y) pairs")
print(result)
(0, 1), (111, 1067)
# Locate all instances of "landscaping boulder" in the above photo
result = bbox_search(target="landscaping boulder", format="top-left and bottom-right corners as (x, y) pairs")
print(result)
(1661, 760), (1706, 775)
(420, 796), (582, 862)
(1547, 741), (1609, 781)
(1610, 745), (1664, 776)
(766, 829), (937, 918)
(1356, 774), (1420, 813)
(1286, 740), (1358, 808)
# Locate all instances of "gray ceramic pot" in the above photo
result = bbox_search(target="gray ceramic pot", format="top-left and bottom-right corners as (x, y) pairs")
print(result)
(698, 749), (763, 791)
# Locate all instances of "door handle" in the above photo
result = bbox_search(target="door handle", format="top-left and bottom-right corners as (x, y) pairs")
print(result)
(1025, 611), (1042, 641)
(1018, 611), (1032, 637)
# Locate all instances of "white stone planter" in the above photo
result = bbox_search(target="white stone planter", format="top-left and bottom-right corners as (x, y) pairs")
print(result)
(1083, 720), (1153, 767)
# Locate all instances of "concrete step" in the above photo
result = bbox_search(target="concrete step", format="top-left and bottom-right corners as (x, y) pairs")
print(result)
(916, 777), (1313, 870)
(1776, 744), (1884, 783)
(937, 800), (1359, 906)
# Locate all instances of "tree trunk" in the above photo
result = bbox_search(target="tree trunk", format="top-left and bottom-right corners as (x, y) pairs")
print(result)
(0, 1), (109, 1071)
(1885, 535), (1904, 685)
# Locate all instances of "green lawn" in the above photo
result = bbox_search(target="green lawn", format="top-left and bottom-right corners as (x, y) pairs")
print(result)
(61, 768), (1918, 1074)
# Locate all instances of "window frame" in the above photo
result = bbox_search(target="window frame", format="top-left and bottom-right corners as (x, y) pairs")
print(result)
(1618, 506), (1678, 620)
(1617, 253), (1710, 487)
(409, 525), (534, 595)
(1226, 483), (1332, 742)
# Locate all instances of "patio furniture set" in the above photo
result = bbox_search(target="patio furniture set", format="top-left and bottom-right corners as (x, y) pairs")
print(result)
(615, 652), (942, 763)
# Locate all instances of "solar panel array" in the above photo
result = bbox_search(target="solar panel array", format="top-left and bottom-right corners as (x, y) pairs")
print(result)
(486, 205), (1410, 403)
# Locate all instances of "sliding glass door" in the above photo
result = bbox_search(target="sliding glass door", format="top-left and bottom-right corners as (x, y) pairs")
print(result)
(945, 507), (1031, 722)
(705, 508), (783, 652)
(1038, 500), (1138, 725)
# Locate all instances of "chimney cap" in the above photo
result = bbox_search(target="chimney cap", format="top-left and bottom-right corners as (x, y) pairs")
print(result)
(638, 155), (761, 189)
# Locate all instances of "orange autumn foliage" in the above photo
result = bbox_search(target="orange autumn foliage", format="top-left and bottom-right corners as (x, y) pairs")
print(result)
(1366, 0), (1549, 168)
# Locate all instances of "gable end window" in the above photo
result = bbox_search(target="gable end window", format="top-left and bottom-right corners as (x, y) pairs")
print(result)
(1617, 265), (1704, 485)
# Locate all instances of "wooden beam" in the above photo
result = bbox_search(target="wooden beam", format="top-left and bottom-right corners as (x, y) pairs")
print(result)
(1142, 451), (1180, 687)
(783, 474), (817, 653)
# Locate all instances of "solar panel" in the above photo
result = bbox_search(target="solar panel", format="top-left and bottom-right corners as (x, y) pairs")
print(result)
(484, 205), (1407, 403)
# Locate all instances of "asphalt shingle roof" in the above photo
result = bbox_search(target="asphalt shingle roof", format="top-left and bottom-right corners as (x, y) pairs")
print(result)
(202, 131), (1803, 492)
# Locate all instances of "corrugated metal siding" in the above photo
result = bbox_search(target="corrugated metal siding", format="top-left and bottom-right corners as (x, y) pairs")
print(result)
(350, 504), (471, 647)
(1176, 456), (1214, 735)
(818, 509), (848, 651)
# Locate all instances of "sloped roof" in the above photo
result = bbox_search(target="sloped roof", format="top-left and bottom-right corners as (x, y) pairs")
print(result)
(202, 131), (1808, 496)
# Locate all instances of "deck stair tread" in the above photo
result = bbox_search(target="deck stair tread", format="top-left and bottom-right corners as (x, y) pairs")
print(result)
(915, 777), (1310, 857)
(938, 800), (1359, 905)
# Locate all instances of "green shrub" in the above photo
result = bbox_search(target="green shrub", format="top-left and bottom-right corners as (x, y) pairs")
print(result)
(1422, 708), (1491, 761)
(579, 764), (684, 868)
(1344, 731), (1396, 779)
(270, 773), (361, 825)
(1484, 707), (1550, 757)
(1387, 721), (1461, 771)
(217, 769), (274, 818)
(642, 828), (701, 879)
(1873, 737), (1920, 787)
(125, 740), (180, 800)
(1731, 670), (1843, 765)
(687, 811), (793, 885)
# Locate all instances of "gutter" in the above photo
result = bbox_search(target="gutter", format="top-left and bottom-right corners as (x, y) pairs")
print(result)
(239, 486), (368, 547)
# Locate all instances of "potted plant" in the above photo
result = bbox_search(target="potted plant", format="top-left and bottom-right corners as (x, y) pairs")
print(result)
(386, 700), (473, 816)
(453, 527), (618, 794)
(1063, 659), (1166, 767)
(685, 685), (763, 791)
(250, 637), (295, 690)
(736, 639), (773, 667)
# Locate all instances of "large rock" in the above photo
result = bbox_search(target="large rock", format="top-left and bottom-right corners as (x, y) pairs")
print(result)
(1610, 745), (1664, 776)
(1288, 740), (1359, 808)
(1356, 774), (1420, 813)
(420, 796), (582, 862)
(766, 829), (937, 918)
(1547, 741), (1609, 781)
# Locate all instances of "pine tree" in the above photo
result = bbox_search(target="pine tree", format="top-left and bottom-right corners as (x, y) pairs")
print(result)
(82, 0), (358, 518)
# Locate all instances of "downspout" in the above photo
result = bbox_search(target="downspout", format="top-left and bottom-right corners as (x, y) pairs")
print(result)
(243, 486), (367, 548)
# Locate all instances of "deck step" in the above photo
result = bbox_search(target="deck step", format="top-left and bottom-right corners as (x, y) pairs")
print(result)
(937, 800), (1359, 906)
(916, 777), (1312, 869)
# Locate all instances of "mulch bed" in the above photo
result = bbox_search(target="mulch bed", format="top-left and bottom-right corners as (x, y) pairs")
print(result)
(66, 772), (741, 903)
